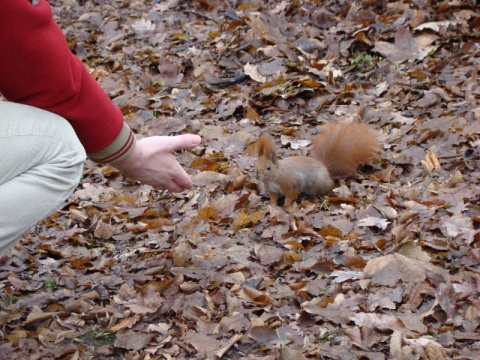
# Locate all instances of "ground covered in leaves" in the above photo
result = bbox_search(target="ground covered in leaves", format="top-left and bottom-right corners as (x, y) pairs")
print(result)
(1, 0), (479, 359)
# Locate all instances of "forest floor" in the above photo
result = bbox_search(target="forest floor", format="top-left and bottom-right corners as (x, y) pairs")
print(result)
(1, 0), (479, 359)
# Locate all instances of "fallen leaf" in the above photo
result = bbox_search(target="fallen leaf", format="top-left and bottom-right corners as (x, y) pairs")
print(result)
(244, 62), (267, 83)
(115, 331), (154, 351)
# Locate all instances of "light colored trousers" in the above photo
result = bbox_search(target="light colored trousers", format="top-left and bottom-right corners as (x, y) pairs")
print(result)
(0, 102), (86, 257)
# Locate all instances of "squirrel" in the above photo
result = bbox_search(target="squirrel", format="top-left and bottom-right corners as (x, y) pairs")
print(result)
(254, 122), (381, 207)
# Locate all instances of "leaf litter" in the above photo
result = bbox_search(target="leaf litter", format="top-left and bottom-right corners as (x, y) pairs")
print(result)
(1, 0), (479, 359)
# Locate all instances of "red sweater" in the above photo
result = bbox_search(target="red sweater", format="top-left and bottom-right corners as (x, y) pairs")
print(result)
(0, 0), (135, 163)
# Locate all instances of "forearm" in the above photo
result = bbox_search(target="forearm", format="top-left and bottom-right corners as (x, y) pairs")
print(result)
(0, 0), (133, 161)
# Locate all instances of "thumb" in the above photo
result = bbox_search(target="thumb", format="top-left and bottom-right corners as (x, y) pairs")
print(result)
(166, 134), (202, 152)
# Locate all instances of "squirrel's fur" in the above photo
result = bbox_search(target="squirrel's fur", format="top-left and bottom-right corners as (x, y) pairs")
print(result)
(255, 122), (381, 207)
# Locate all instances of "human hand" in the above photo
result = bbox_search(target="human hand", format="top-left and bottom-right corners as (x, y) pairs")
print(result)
(112, 134), (202, 192)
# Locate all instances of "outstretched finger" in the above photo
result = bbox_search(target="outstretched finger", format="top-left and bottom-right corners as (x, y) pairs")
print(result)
(165, 134), (202, 152)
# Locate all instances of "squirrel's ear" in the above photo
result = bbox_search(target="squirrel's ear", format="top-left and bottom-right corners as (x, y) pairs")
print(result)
(257, 134), (266, 157)
(266, 145), (278, 165)
(258, 134), (278, 165)
(257, 133), (269, 156)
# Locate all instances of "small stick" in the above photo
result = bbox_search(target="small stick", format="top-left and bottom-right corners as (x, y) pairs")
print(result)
(214, 333), (243, 359)
(183, 10), (219, 24)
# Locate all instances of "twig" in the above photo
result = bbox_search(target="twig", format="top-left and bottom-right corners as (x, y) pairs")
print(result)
(214, 333), (243, 359)
(172, 338), (194, 356)
(221, 41), (252, 62)
(208, 73), (250, 89)
(183, 10), (219, 24)
(371, 239), (385, 255)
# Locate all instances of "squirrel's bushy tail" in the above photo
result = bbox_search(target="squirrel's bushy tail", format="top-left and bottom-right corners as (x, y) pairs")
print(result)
(311, 122), (381, 178)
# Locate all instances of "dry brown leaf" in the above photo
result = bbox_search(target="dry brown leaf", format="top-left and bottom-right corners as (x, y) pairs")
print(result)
(186, 330), (222, 358)
(7, 275), (26, 290)
(437, 282), (457, 321)
(218, 313), (250, 333)
(94, 220), (115, 239)
(69, 208), (89, 223)
(249, 325), (277, 344)
(363, 253), (448, 286)
(232, 210), (267, 229)
(108, 317), (132, 333)
(4, 329), (28, 346)
(24, 307), (55, 325)
(172, 240), (192, 266)
(279, 347), (307, 360)
(389, 330), (403, 359)
(425, 341), (447, 360)
(242, 285), (273, 305)
(192, 171), (228, 186)
(396, 243), (431, 262)
(115, 331), (154, 351)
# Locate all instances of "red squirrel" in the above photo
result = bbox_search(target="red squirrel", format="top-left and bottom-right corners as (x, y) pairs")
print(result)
(255, 122), (381, 207)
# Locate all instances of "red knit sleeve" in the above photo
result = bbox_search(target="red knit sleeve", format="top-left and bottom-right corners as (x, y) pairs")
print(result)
(0, 0), (133, 158)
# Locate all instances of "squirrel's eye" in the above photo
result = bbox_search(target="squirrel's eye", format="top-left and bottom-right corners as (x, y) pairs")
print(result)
(266, 166), (271, 171)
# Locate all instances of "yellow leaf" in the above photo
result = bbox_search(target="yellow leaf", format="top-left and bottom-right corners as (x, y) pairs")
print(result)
(232, 210), (267, 229)
(198, 205), (219, 220)
(108, 317), (131, 333)
(283, 252), (302, 262)
(172, 32), (185, 40)
(189, 158), (219, 171)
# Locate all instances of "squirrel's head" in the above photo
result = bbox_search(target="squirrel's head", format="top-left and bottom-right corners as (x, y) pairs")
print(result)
(254, 133), (278, 181)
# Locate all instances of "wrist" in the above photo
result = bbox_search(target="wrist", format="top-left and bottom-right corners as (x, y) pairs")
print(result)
(87, 123), (136, 163)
